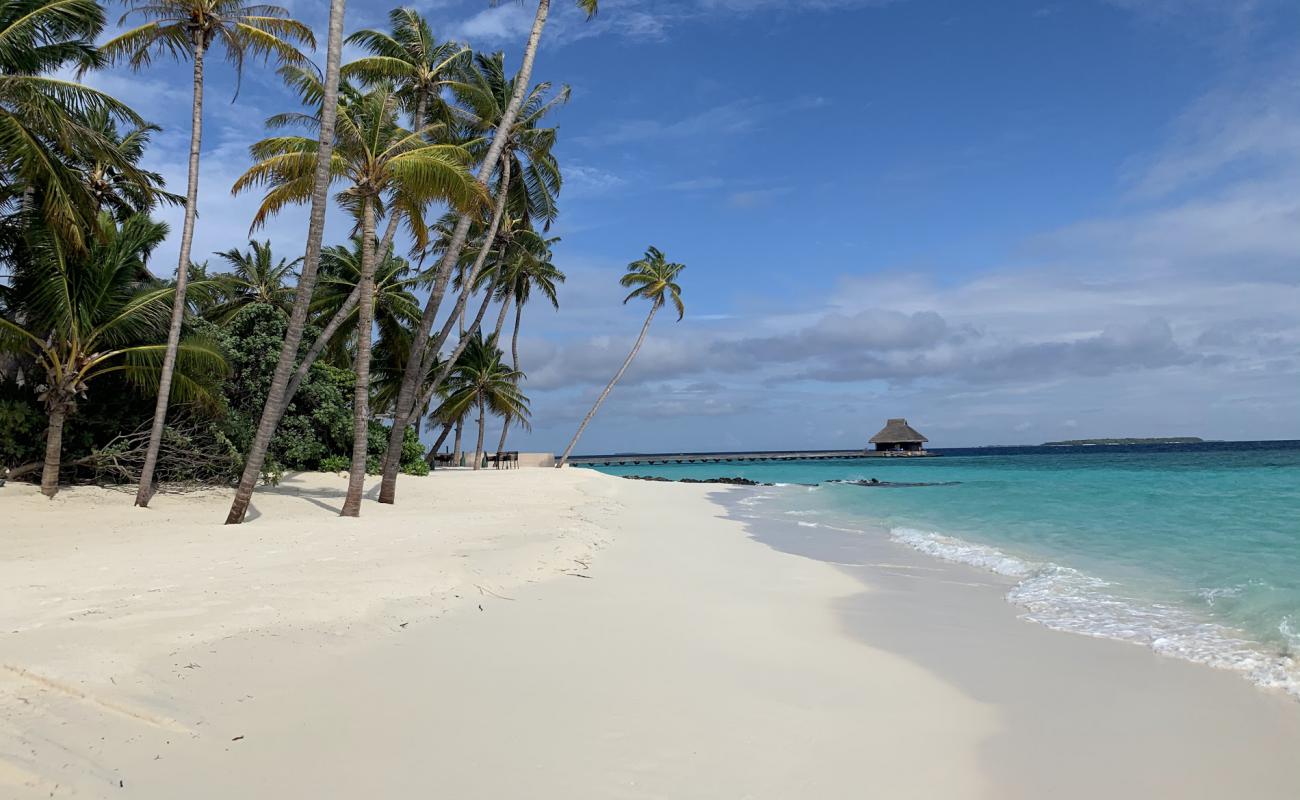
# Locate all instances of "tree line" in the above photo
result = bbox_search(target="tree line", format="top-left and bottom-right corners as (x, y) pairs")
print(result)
(1, 0), (685, 520)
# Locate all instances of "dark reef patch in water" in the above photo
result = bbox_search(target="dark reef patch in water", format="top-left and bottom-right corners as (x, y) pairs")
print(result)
(620, 475), (772, 486)
(828, 479), (962, 488)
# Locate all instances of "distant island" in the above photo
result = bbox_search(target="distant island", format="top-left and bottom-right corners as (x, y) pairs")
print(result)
(1041, 437), (1204, 446)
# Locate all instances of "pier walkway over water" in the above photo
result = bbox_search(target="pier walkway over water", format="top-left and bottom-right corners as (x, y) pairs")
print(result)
(567, 449), (934, 467)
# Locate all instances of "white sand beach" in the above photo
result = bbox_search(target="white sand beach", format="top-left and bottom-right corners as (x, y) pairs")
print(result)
(3, 469), (1299, 798)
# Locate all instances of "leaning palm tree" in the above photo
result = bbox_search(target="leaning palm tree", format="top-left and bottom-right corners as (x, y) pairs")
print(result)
(225, 0), (347, 525)
(377, 54), (568, 502)
(556, 246), (684, 468)
(233, 82), (482, 516)
(100, 0), (315, 507)
(0, 0), (157, 251)
(431, 333), (529, 471)
(0, 214), (226, 496)
(376, 0), (598, 505)
(203, 240), (299, 324)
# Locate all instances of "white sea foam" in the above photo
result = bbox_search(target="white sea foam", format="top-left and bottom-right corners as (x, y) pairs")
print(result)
(889, 527), (1300, 698)
(735, 491), (774, 508)
(1280, 617), (1300, 652)
(1198, 585), (1244, 606)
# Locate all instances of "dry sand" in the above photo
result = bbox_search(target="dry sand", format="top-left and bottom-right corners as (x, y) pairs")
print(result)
(2, 469), (1298, 798)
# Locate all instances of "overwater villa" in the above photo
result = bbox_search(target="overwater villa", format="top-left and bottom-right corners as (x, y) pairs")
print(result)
(868, 418), (930, 454)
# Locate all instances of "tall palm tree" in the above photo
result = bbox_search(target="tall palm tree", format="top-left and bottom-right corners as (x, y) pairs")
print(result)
(233, 83), (482, 516)
(378, 55), (568, 501)
(452, 51), (567, 233)
(556, 246), (684, 468)
(494, 235), (563, 454)
(431, 333), (529, 471)
(101, 0), (315, 507)
(203, 240), (299, 323)
(0, 214), (226, 496)
(225, 0), (347, 525)
(0, 0), (156, 251)
(377, 0), (597, 505)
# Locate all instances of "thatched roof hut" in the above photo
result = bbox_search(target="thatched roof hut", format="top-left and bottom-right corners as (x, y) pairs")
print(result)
(868, 418), (929, 452)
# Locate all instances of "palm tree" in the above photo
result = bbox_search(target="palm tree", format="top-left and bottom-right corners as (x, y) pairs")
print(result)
(100, 0), (315, 507)
(75, 109), (183, 221)
(225, 0), (347, 525)
(0, 214), (226, 496)
(377, 53), (569, 502)
(0, 0), (157, 251)
(203, 240), (299, 323)
(377, 0), (598, 505)
(431, 333), (529, 471)
(452, 51), (567, 232)
(556, 246), (684, 468)
(494, 236), (563, 454)
(233, 83), (482, 516)
(344, 8), (466, 135)
(311, 237), (422, 370)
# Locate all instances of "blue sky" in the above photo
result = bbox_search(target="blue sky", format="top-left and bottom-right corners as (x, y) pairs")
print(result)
(84, 0), (1300, 451)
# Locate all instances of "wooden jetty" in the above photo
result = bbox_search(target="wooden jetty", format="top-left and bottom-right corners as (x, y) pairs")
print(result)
(567, 449), (933, 467)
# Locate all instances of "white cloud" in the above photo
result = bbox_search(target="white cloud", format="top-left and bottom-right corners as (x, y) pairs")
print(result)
(451, 4), (536, 44)
(1126, 62), (1300, 198)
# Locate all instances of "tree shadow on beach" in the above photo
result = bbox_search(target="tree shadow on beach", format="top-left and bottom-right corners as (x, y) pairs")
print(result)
(261, 473), (385, 515)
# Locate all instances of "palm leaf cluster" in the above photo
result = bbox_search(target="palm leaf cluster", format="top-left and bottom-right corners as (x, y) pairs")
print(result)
(0, 0), (164, 252)
(99, 0), (315, 96)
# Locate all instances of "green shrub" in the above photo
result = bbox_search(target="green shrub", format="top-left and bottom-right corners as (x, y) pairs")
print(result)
(319, 455), (349, 473)
(402, 458), (430, 477)
(215, 305), (353, 475)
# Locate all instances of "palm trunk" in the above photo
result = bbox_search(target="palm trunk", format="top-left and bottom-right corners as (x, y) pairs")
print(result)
(376, 0), (550, 504)
(496, 301), (523, 456)
(473, 399), (486, 471)
(557, 304), (659, 468)
(282, 210), (402, 401)
(377, 155), (512, 501)
(284, 284), (358, 401)
(134, 39), (206, 507)
(426, 422), (453, 465)
(225, 0), (347, 525)
(40, 404), (67, 498)
(413, 285), (493, 420)
(340, 199), (378, 517)
(452, 419), (463, 465)
(491, 289), (512, 343)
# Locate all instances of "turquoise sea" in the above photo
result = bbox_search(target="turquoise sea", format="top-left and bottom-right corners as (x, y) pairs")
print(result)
(588, 441), (1300, 696)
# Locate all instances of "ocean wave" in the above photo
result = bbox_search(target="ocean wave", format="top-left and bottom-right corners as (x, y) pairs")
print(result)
(889, 527), (1300, 698)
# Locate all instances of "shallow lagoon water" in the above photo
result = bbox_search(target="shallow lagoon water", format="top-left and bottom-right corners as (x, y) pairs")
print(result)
(590, 441), (1300, 695)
